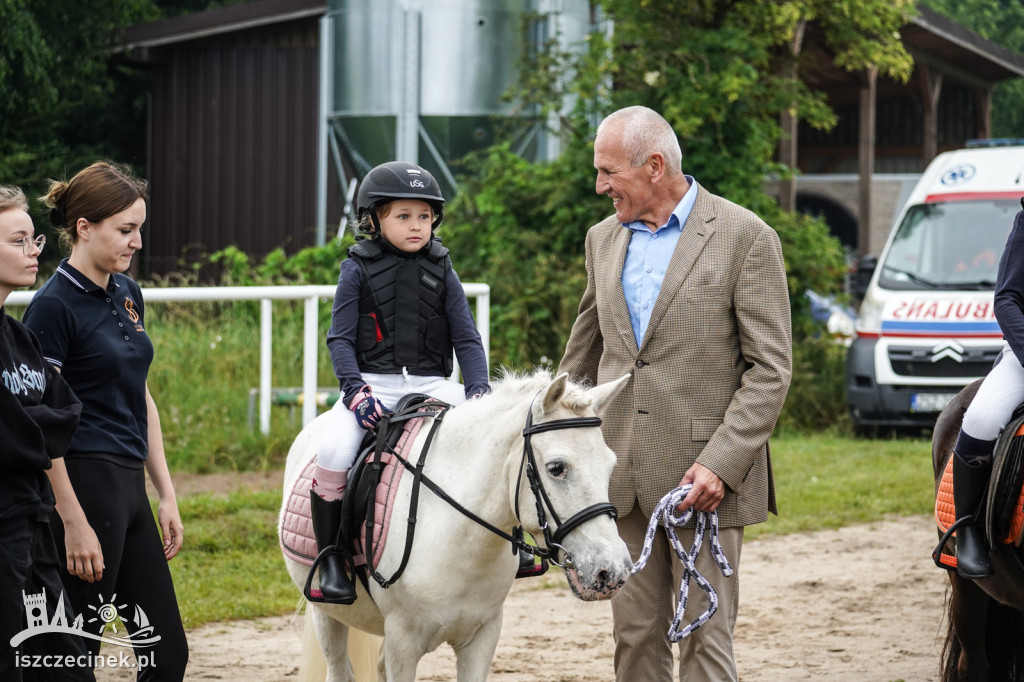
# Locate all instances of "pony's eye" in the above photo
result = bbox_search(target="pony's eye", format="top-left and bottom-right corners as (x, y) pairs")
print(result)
(546, 461), (567, 479)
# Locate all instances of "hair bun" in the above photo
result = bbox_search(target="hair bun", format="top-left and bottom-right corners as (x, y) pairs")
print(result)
(49, 202), (66, 228)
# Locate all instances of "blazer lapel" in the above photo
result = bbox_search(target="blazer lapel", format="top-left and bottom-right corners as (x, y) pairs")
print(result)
(638, 192), (717, 354)
(608, 226), (637, 354)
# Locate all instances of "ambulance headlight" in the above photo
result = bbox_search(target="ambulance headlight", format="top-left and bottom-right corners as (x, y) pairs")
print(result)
(855, 291), (884, 336)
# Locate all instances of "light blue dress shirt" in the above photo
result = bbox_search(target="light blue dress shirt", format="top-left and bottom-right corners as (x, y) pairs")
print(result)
(621, 176), (699, 348)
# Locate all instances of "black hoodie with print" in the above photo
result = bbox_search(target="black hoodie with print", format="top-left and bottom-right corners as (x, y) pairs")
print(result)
(0, 308), (81, 531)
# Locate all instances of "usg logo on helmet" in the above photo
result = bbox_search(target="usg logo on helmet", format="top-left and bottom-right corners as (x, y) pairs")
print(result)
(405, 168), (426, 189)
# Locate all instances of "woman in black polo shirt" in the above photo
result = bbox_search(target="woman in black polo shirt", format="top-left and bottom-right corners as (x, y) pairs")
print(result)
(0, 185), (94, 681)
(23, 163), (188, 681)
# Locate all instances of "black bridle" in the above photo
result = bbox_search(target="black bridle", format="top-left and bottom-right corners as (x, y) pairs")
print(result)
(513, 402), (618, 568)
(366, 393), (617, 588)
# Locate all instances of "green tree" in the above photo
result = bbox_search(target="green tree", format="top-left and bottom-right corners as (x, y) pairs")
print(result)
(921, 0), (1024, 137)
(0, 1), (158, 177)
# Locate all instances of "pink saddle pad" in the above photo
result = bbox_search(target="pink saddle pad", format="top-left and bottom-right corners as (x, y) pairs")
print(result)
(279, 417), (425, 568)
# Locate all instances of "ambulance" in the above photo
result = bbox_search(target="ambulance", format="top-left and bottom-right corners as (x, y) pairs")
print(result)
(846, 143), (1024, 433)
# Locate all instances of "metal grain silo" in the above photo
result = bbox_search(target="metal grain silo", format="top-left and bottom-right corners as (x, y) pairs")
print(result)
(315, 0), (593, 241)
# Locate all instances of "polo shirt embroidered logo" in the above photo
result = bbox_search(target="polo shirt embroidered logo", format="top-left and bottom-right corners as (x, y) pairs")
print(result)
(124, 298), (145, 331)
(124, 299), (140, 324)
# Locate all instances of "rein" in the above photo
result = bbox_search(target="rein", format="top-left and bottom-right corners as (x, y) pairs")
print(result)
(633, 484), (734, 640)
(361, 401), (449, 589)
(364, 392), (615, 588)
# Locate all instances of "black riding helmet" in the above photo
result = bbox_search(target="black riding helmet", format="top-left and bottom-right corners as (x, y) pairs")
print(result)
(356, 161), (445, 232)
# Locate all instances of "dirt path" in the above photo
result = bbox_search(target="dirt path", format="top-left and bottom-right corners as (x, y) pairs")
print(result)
(96, 509), (949, 681)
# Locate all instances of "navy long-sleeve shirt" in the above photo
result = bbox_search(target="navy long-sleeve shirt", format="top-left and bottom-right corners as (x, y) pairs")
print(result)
(995, 209), (1024, 364)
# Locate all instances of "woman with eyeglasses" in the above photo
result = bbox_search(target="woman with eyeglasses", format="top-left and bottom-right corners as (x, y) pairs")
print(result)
(0, 185), (95, 680)
(22, 163), (188, 680)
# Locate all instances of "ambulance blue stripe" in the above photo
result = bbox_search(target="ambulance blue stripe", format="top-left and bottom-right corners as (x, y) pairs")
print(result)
(881, 320), (1001, 333)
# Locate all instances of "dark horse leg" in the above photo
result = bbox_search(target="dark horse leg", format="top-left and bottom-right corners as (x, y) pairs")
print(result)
(947, 573), (991, 682)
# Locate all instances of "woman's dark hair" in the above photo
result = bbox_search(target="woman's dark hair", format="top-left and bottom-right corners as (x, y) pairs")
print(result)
(40, 161), (148, 253)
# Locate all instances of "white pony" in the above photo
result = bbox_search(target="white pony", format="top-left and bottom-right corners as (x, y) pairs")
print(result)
(279, 369), (632, 681)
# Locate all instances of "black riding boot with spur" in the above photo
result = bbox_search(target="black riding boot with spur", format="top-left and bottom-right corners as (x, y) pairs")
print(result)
(952, 451), (993, 579)
(309, 491), (357, 604)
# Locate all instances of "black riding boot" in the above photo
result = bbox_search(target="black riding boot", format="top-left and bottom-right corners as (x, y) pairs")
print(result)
(309, 491), (357, 604)
(516, 549), (538, 578)
(952, 451), (993, 579)
(515, 544), (548, 579)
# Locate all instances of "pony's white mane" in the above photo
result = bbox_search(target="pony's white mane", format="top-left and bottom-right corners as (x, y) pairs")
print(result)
(488, 367), (594, 413)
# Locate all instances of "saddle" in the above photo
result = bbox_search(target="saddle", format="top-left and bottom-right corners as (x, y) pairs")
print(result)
(279, 394), (446, 589)
(934, 409), (1024, 571)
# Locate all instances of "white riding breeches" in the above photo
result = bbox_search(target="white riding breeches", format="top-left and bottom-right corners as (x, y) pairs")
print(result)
(316, 372), (466, 472)
(962, 342), (1024, 442)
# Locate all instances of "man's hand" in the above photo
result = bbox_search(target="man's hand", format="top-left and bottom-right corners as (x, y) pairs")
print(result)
(676, 462), (725, 513)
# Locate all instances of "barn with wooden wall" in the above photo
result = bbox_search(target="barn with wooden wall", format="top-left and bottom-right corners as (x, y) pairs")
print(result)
(120, 0), (339, 275)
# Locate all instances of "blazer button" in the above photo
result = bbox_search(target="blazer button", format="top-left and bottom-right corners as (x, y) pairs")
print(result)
(635, 359), (648, 369)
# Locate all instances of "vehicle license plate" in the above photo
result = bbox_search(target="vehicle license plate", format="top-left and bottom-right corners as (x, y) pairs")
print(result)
(910, 393), (956, 413)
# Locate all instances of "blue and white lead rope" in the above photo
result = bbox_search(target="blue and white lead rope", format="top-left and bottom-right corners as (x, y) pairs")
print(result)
(630, 484), (734, 641)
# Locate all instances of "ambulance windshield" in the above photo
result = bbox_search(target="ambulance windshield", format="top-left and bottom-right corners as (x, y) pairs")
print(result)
(879, 199), (1018, 291)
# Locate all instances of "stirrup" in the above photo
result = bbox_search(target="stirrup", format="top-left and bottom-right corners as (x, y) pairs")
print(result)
(304, 546), (357, 604)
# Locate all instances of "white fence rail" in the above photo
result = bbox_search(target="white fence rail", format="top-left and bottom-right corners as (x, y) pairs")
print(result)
(8, 284), (490, 435)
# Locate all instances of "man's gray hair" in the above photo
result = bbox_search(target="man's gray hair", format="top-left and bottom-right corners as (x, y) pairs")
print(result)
(598, 106), (682, 175)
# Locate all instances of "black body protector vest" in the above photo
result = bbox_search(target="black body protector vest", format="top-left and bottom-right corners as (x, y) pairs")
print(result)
(348, 237), (454, 377)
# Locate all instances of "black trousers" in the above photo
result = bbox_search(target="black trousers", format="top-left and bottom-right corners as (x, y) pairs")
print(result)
(0, 519), (94, 681)
(51, 458), (188, 681)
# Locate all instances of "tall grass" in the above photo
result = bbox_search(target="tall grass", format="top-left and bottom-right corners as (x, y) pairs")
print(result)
(143, 299), (332, 472)
(3, 294), (328, 473)
(9, 233), (866, 472)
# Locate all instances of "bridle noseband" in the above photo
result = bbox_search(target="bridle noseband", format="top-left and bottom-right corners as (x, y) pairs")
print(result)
(514, 397), (618, 569)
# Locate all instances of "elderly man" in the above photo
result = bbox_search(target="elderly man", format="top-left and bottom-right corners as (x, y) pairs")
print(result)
(559, 105), (792, 681)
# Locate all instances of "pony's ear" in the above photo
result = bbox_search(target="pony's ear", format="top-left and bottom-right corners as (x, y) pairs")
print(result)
(587, 373), (630, 416)
(540, 372), (570, 415)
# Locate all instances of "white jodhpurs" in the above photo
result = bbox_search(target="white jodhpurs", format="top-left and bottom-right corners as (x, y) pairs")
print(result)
(962, 342), (1024, 442)
(315, 372), (466, 472)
